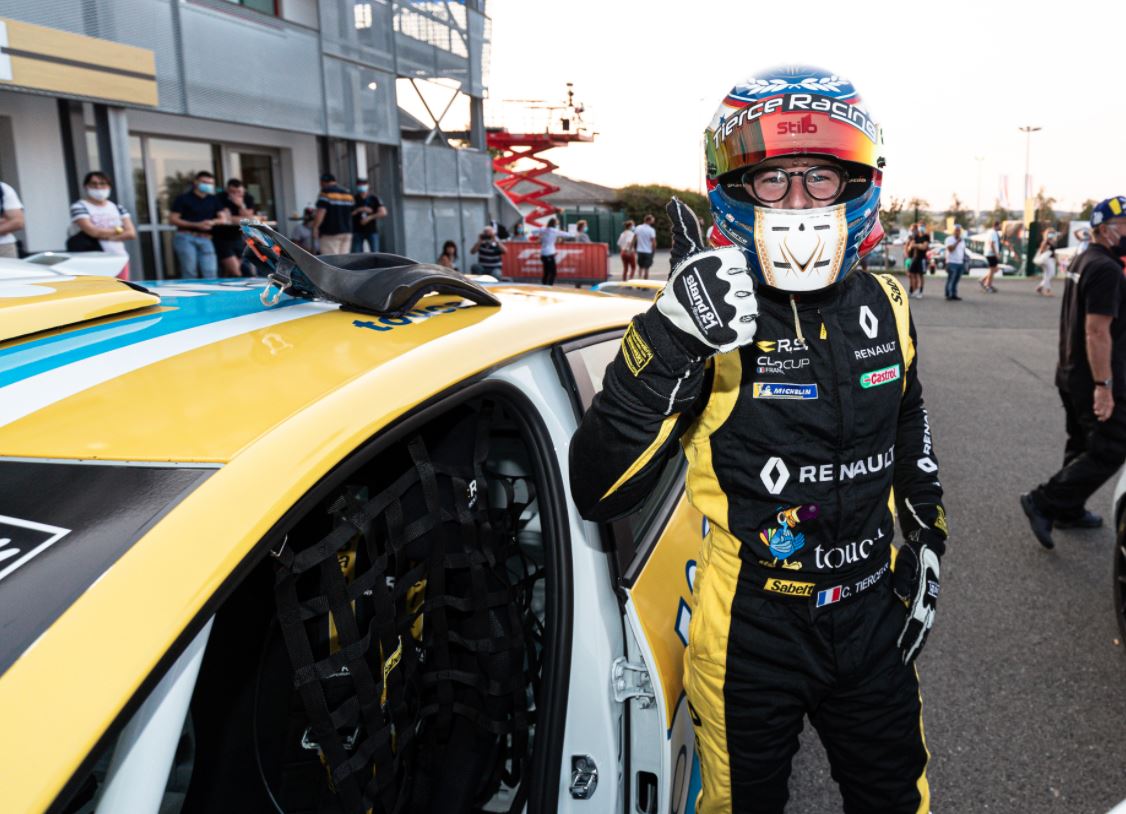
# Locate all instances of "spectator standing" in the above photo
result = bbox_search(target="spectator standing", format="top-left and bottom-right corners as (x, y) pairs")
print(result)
(313, 173), (354, 256)
(574, 219), (592, 243)
(351, 179), (386, 253)
(213, 178), (256, 277)
(944, 224), (967, 300)
(0, 178), (25, 258)
(68, 171), (136, 255)
(536, 217), (571, 286)
(1021, 196), (1126, 548)
(470, 226), (506, 278)
(1034, 230), (1058, 297)
(981, 220), (1003, 293)
(634, 214), (657, 279)
(169, 171), (223, 278)
(907, 222), (929, 299)
(617, 220), (638, 280)
(511, 220), (526, 239)
(436, 240), (459, 271)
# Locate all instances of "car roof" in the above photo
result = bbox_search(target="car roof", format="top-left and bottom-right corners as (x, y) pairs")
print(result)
(0, 277), (640, 463)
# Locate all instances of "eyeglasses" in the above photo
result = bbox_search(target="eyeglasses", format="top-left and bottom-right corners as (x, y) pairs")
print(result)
(742, 164), (846, 203)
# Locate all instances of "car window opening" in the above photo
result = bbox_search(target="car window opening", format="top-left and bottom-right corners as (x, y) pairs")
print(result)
(60, 396), (554, 814)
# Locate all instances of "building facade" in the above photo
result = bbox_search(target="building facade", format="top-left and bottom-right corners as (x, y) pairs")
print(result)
(0, 0), (492, 277)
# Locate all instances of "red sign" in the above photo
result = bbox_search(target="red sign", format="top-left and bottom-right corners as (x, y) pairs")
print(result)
(501, 241), (609, 286)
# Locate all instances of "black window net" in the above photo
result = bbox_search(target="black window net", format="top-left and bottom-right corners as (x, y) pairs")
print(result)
(269, 401), (544, 813)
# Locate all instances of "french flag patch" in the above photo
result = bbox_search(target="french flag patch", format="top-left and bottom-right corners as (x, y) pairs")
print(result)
(816, 585), (843, 608)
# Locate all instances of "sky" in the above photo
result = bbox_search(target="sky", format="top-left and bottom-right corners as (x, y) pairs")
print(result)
(483, 0), (1126, 213)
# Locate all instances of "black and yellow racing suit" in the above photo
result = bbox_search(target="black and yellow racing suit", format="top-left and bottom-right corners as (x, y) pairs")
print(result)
(570, 271), (946, 814)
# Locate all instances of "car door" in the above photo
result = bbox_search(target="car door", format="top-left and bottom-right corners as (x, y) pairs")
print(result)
(557, 332), (701, 814)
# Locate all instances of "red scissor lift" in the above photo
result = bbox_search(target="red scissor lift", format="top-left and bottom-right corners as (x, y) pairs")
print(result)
(486, 85), (594, 228)
(487, 87), (606, 285)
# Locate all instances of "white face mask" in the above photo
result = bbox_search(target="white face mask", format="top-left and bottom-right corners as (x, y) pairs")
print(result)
(751, 204), (849, 292)
(86, 187), (111, 202)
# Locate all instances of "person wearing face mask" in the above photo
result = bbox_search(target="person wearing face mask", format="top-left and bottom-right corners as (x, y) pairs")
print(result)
(213, 178), (257, 277)
(570, 67), (946, 814)
(351, 178), (386, 253)
(68, 171), (135, 255)
(1022, 196), (1126, 548)
(169, 171), (223, 277)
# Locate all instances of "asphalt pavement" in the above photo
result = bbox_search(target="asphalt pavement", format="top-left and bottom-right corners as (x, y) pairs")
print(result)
(777, 272), (1126, 812)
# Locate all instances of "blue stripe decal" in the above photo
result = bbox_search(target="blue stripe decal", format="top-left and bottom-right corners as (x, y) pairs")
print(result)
(0, 283), (302, 387)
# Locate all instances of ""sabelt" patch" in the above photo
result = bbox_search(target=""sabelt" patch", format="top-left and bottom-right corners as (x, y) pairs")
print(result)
(763, 577), (815, 597)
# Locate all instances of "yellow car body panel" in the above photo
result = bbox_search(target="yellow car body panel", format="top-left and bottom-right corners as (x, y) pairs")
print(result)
(0, 283), (638, 462)
(0, 274), (160, 342)
(0, 279), (646, 813)
(628, 496), (703, 726)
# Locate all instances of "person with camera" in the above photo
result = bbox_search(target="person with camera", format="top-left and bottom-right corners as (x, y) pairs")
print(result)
(470, 225), (506, 279)
(1033, 230), (1058, 297)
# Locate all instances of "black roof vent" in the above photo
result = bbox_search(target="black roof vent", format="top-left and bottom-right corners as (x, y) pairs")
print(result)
(241, 221), (500, 317)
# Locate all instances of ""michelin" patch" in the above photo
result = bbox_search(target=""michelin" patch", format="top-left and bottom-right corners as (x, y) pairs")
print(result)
(752, 382), (818, 400)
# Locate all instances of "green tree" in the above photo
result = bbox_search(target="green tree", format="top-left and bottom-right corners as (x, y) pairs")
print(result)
(906, 197), (930, 227)
(945, 194), (972, 230)
(987, 199), (1009, 228)
(1078, 199), (1097, 222)
(880, 196), (904, 237)
(614, 184), (710, 249)
(1034, 187), (1058, 229)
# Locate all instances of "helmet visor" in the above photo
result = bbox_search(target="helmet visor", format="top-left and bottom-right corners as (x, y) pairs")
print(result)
(707, 97), (882, 179)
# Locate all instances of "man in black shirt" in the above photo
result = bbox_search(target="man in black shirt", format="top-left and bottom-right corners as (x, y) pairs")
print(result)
(1022, 195), (1126, 548)
(213, 178), (256, 277)
(312, 173), (355, 256)
(351, 178), (386, 253)
(169, 171), (223, 278)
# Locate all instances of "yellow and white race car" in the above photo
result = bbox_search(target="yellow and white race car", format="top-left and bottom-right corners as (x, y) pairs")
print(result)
(0, 234), (702, 814)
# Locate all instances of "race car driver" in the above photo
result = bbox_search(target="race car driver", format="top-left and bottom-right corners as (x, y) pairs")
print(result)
(569, 67), (948, 814)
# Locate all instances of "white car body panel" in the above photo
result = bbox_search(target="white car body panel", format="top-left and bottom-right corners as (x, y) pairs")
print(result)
(487, 350), (628, 812)
(23, 251), (129, 277)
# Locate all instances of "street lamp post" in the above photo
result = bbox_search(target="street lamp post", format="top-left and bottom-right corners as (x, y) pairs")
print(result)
(974, 155), (984, 226)
(1019, 125), (1043, 276)
(1019, 125), (1042, 203)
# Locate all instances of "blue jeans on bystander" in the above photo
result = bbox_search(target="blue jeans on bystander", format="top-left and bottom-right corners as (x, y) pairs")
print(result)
(351, 233), (380, 253)
(173, 233), (218, 278)
(945, 262), (965, 299)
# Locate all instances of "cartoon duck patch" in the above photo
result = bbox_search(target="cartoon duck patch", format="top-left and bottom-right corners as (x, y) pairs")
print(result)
(759, 504), (820, 570)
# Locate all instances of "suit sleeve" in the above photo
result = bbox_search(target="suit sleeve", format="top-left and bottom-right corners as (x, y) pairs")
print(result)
(569, 307), (710, 522)
(893, 315), (948, 551)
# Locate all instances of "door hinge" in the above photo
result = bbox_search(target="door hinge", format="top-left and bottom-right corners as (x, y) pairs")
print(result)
(611, 657), (655, 708)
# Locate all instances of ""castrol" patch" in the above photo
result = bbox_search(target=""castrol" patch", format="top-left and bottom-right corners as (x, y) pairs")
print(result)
(859, 363), (901, 389)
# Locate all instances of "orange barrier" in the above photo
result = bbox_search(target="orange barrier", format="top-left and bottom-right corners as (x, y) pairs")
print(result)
(500, 241), (608, 286)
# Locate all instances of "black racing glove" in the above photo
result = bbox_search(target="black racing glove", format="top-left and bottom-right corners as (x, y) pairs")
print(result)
(892, 528), (944, 665)
(655, 198), (758, 357)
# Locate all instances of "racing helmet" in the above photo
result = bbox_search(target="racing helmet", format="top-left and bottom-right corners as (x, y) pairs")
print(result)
(705, 66), (885, 292)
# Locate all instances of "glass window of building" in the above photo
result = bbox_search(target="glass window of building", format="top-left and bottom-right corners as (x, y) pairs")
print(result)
(220, 0), (278, 15)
